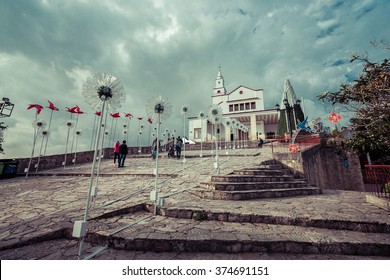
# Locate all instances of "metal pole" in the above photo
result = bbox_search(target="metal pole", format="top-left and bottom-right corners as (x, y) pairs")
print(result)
(78, 100), (105, 259)
(64, 114), (73, 169)
(215, 122), (219, 175)
(90, 114), (97, 150)
(200, 118), (203, 157)
(154, 113), (161, 215)
(35, 133), (45, 173)
(183, 112), (186, 161)
(43, 110), (53, 156)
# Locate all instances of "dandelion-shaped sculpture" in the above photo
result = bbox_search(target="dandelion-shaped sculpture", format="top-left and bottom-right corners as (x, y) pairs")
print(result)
(208, 104), (223, 174)
(146, 96), (172, 214)
(26, 120), (46, 178)
(198, 111), (206, 157)
(35, 130), (50, 173)
(74, 72), (125, 260)
(224, 118), (232, 154)
(73, 130), (82, 168)
(181, 105), (189, 162)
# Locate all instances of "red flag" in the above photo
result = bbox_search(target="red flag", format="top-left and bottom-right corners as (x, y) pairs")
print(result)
(66, 106), (79, 113)
(47, 100), (59, 111)
(125, 113), (133, 119)
(137, 117), (143, 120)
(95, 111), (101, 116)
(110, 112), (120, 118)
(27, 104), (43, 115)
(147, 117), (153, 124)
(74, 106), (86, 114)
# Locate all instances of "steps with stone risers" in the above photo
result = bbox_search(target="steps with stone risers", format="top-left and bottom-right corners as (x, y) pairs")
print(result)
(190, 186), (322, 200)
(210, 174), (294, 183)
(192, 161), (321, 200)
(200, 181), (310, 191)
(86, 212), (390, 256)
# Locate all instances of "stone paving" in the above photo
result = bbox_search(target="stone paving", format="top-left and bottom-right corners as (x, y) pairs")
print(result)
(0, 146), (389, 260)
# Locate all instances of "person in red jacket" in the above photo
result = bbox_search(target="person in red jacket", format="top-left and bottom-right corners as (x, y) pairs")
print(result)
(113, 141), (120, 164)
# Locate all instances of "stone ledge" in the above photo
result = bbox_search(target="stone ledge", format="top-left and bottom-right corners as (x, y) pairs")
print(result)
(366, 194), (390, 212)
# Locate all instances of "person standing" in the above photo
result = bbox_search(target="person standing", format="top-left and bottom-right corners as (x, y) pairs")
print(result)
(175, 136), (183, 159)
(118, 140), (128, 168)
(113, 140), (120, 164)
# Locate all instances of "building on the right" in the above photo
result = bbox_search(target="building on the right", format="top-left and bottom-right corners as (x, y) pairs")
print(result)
(275, 79), (305, 141)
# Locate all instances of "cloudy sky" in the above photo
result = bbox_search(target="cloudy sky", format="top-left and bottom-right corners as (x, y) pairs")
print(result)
(1, 0), (389, 159)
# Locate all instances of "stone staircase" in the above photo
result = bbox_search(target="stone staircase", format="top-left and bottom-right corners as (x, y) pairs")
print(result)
(190, 160), (322, 200)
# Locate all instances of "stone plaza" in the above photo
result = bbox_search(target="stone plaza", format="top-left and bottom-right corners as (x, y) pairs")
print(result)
(1, 146), (389, 260)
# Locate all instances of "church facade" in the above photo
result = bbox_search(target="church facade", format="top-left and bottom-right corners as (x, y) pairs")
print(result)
(188, 69), (280, 142)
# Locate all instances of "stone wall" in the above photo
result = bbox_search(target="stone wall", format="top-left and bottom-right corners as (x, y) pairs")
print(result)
(300, 144), (364, 191)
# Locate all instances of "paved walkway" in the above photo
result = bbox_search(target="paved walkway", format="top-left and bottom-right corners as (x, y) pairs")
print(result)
(0, 147), (389, 259)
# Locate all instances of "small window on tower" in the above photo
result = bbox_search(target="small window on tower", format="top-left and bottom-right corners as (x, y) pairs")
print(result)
(245, 103), (250, 110)
(229, 105), (233, 112)
(240, 103), (244, 110)
(234, 104), (239, 111)
(217, 90), (221, 93)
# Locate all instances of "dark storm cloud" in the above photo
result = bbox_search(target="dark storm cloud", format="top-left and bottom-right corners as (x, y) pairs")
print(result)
(1, 0), (389, 157)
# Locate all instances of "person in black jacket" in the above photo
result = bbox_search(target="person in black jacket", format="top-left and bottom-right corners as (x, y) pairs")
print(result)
(118, 140), (128, 168)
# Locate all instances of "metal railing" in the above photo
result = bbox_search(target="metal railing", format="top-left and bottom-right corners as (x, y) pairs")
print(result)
(270, 134), (321, 154)
(364, 165), (390, 199)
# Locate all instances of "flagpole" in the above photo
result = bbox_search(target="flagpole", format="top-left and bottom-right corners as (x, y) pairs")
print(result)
(26, 111), (38, 179)
(43, 109), (53, 156)
(90, 114), (97, 150)
(64, 114), (74, 169)
(78, 100), (106, 259)
(92, 107), (109, 207)
(35, 131), (45, 173)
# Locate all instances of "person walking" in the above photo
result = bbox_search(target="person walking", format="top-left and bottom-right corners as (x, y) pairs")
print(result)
(258, 138), (264, 148)
(118, 140), (128, 168)
(113, 140), (120, 164)
(175, 136), (183, 159)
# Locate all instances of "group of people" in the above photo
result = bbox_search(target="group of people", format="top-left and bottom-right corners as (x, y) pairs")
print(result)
(113, 135), (185, 167)
(151, 136), (183, 159)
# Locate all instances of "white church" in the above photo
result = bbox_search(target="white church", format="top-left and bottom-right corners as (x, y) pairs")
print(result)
(188, 69), (280, 142)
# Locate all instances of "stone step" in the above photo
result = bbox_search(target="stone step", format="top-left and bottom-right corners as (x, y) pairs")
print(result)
(233, 169), (285, 176)
(200, 181), (308, 191)
(211, 174), (294, 183)
(241, 165), (285, 171)
(86, 213), (390, 256)
(153, 205), (390, 234)
(190, 186), (322, 200)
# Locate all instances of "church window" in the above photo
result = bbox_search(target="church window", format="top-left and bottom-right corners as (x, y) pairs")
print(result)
(229, 105), (233, 112)
(239, 90), (243, 94)
(234, 104), (239, 111)
(240, 103), (244, 110)
(245, 103), (250, 110)
(217, 90), (221, 93)
(251, 102), (256, 109)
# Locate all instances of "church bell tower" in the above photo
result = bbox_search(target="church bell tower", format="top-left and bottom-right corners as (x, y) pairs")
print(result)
(213, 66), (226, 95)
